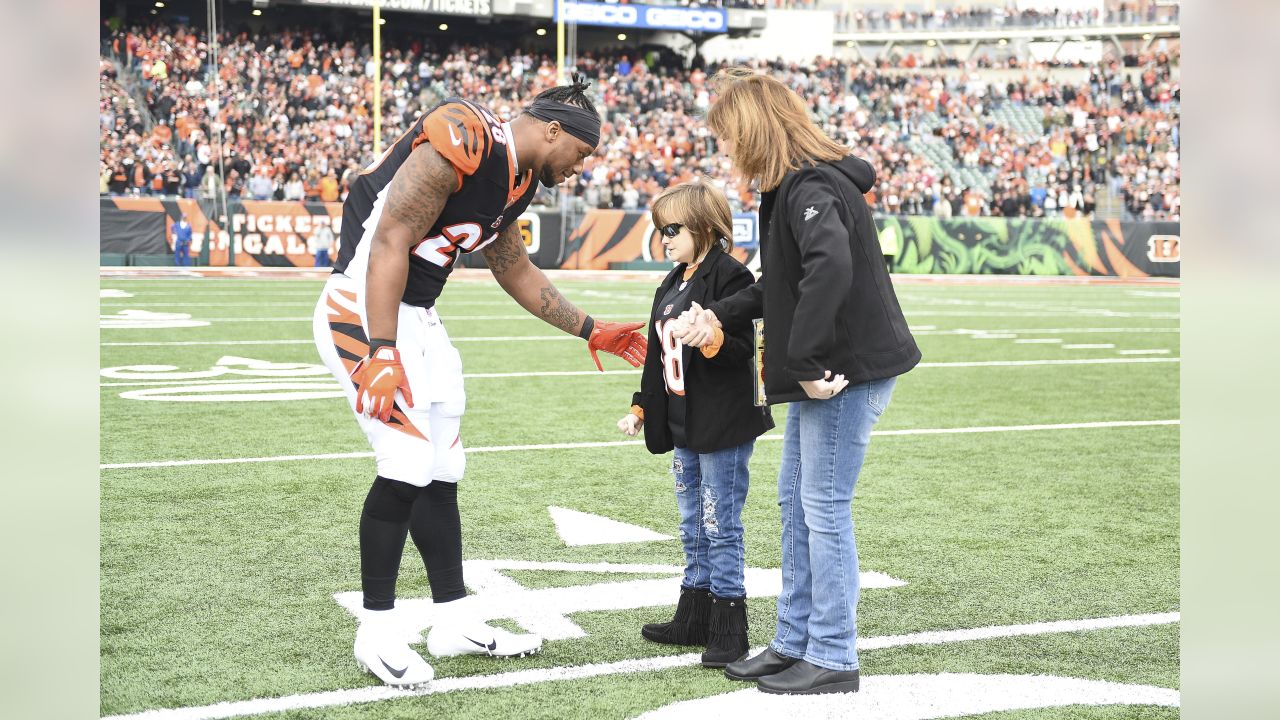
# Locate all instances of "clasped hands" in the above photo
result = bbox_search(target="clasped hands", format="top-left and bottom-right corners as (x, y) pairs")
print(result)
(669, 301), (720, 349)
(666, 302), (850, 402)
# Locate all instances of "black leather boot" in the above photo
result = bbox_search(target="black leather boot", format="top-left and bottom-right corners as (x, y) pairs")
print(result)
(724, 647), (799, 681)
(700, 595), (748, 668)
(641, 586), (711, 645)
(757, 659), (860, 695)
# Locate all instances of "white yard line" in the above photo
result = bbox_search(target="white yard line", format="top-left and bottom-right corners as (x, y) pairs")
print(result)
(1062, 344), (1117, 350)
(100, 611), (1179, 720)
(99, 358), (1181, 387)
(100, 420), (1179, 469)
(914, 327), (1179, 335)
(1015, 339), (1063, 344)
(99, 336), (583, 347)
(918, 358), (1176, 368)
(100, 301), (652, 309)
(99, 357), (1181, 387)
(100, 327), (1180, 347)
(1118, 349), (1171, 355)
(99, 311), (1181, 326)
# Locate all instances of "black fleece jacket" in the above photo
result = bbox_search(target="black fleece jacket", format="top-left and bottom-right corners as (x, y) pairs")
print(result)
(707, 155), (921, 405)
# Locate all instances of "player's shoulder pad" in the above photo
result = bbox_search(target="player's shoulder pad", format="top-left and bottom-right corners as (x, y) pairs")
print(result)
(413, 99), (494, 184)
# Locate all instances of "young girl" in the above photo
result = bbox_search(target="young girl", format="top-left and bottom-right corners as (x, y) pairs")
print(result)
(617, 178), (774, 668)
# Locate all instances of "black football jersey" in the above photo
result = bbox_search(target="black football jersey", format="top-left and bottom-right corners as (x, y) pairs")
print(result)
(334, 97), (538, 307)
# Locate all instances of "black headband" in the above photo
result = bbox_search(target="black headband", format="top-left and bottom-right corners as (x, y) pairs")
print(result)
(524, 98), (601, 149)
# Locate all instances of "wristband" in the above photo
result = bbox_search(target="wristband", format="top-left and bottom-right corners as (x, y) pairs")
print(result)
(368, 337), (397, 356)
(577, 315), (596, 340)
(630, 404), (645, 422)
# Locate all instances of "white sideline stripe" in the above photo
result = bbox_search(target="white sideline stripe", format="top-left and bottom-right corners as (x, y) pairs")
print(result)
(99, 358), (1180, 387)
(101, 327), (1181, 347)
(99, 311), (1182, 325)
(100, 612), (1180, 720)
(99, 301), (652, 309)
(99, 420), (1179, 469)
(348, 358), (1181, 376)
(1062, 344), (1116, 350)
(1119, 349), (1171, 355)
(1015, 338), (1062, 344)
(99, 337), (580, 347)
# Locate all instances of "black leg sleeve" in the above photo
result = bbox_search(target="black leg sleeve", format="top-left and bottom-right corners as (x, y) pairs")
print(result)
(359, 476), (419, 611)
(409, 482), (466, 603)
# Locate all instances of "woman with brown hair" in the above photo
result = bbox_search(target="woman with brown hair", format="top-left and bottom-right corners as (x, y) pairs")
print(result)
(678, 69), (921, 695)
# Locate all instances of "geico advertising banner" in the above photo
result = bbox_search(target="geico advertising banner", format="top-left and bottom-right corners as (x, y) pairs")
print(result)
(556, 1), (728, 33)
(298, 0), (493, 16)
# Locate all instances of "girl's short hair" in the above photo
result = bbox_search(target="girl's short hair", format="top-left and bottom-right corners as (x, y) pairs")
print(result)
(706, 68), (849, 191)
(650, 177), (734, 260)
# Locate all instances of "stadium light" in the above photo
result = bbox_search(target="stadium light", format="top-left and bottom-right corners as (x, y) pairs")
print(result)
(536, 28), (547, 36)
(155, 1), (165, 7)
(998, 38), (1008, 46)
(252, 8), (262, 15)
(151, 8), (158, 14)
(1143, 33), (1154, 39)
(845, 41), (854, 48)
(927, 39), (936, 46)
(379, 17), (386, 24)
(617, 33), (627, 41)
(439, 23), (448, 31)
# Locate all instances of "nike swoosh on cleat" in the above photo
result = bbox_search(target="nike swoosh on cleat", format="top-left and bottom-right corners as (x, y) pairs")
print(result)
(379, 657), (408, 679)
(464, 635), (498, 652)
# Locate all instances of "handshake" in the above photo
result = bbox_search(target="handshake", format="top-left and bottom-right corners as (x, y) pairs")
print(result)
(667, 302), (721, 349)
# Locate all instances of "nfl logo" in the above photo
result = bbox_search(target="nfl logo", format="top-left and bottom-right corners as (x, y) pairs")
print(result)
(663, 304), (674, 316)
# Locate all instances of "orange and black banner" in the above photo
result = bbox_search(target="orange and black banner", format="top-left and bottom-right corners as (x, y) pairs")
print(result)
(101, 200), (1178, 277)
(101, 197), (341, 267)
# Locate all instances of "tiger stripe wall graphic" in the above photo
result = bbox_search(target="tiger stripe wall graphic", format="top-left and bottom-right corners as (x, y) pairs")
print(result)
(100, 201), (1179, 277)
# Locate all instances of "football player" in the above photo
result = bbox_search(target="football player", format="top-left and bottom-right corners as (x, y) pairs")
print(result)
(311, 76), (646, 688)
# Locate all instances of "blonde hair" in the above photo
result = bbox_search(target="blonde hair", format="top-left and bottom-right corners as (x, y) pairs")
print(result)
(650, 177), (734, 259)
(706, 68), (849, 191)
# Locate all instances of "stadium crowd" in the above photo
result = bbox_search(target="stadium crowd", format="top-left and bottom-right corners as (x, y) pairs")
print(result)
(100, 22), (1179, 221)
(831, 2), (1178, 33)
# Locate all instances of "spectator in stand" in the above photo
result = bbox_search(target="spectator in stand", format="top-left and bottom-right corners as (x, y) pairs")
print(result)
(283, 172), (306, 201)
(319, 169), (340, 203)
(248, 170), (274, 201)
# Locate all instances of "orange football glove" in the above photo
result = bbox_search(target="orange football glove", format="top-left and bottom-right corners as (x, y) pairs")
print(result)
(587, 320), (647, 371)
(349, 346), (414, 422)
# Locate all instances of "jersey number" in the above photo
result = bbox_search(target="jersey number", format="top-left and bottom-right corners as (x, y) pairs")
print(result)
(412, 223), (494, 268)
(657, 319), (685, 396)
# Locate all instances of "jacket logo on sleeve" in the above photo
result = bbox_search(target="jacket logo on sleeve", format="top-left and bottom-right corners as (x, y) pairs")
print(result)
(803, 206), (819, 222)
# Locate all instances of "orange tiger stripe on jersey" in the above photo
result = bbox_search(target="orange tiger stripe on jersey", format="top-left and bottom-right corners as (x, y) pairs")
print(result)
(332, 331), (368, 365)
(325, 288), (367, 375)
(413, 102), (489, 191)
(386, 406), (428, 441)
(325, 287), (427, 441)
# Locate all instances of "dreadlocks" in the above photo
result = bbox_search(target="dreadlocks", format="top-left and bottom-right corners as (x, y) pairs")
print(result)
(533, 73), (601, 119)
(524, 73), (602, 148)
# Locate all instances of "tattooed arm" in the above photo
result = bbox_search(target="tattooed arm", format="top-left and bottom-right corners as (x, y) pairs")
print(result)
(364, 143), (458, 343)
(482, 222), (588, 335)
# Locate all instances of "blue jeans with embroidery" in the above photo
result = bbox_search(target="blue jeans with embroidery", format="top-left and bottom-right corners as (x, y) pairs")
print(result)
(769, 376), (897, 672)
(672, 441), (753, 598)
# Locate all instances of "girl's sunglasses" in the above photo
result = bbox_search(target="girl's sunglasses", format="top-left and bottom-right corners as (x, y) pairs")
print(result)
(660, 223), (684, 238)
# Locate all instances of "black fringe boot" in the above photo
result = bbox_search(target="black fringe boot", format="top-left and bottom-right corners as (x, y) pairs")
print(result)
(701, 594), (749, 668)
(641, 586), (712, 645)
